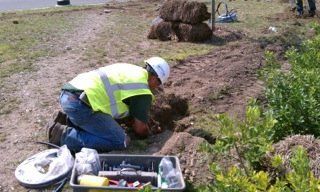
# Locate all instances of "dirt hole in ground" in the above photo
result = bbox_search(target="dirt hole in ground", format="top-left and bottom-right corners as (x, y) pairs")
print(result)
(149, 93), (189, 133)
(187, 128), (216, 144)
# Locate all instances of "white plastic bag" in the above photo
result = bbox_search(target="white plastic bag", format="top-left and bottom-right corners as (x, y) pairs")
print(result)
(75, 148), (100, 175)
(158, 157), (182, 188)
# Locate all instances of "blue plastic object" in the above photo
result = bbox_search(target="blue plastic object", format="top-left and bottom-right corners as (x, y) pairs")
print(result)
(216, 1), (238, 23)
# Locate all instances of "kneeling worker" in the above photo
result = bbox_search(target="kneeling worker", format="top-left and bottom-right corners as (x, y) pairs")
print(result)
(48, 57), (170, 152)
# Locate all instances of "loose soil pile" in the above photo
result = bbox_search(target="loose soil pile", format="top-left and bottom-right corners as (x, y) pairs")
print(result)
(164, 36), (266, 118)
(147, 0), (212, 42)
(154, 132), (214, 184)
(263, 135), (320, 178)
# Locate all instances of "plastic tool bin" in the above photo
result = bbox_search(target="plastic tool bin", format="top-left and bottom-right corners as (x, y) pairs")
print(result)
(70, 154), (186, 191)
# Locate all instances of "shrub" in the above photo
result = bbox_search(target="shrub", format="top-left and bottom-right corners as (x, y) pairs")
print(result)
(263, 29), (320, 141)
(201, 102), (276, 175)
(201, 127), (320, 191)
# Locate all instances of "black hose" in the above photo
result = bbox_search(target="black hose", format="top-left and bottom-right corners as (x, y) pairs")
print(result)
(216, 1), (229, 16)
(53, 177), (69, 192)
(36, 141), (60, 149)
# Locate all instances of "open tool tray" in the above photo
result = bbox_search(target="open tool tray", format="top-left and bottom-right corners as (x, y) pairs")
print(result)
(70, 154), (185, 191)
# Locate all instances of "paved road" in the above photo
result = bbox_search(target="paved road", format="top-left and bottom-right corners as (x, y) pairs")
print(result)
(0, 0), (108, 12)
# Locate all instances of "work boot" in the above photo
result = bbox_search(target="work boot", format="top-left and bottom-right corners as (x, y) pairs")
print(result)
(53, 110), (67, 125)
(308, 11), (316, 17)
(48, 122), (67, 146)
(46, 110), (67, 137)
(296, 10), (304, 18)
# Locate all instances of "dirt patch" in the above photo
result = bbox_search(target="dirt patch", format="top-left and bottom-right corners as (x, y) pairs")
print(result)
(213, 27), (244, 43)
(164, 40), (266, 119)
(153, 132), (214, 185)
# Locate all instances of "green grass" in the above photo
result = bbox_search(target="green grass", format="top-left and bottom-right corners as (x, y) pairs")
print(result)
(82, 2), (214, 67)
(0, 96), (21, 115)
(128, 139), (149, 151)
(0, 7), (92, 114)
(0, 7), (91, 79)
(192, 112), (220, 136)
(213, 1), (286, 36)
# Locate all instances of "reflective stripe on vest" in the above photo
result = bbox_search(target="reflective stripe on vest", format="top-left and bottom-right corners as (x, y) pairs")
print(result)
(96, 68), (149, 118)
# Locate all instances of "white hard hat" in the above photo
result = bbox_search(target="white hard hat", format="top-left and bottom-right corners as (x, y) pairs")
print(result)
(144, 57), (170, 84)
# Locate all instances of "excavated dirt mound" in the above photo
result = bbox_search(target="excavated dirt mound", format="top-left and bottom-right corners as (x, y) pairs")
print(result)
(263, 135), (320, 178)
(159, 0), (211, 24)
(149, 93), (189, 132)
(153, 132), (214, 185)
(148, 21), (212, 42)
(164, 38), (266, 119)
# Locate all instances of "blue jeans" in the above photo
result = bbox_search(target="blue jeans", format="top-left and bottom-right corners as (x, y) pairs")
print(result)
(296, 0), (316, 13)
(59, 90), (126, 152)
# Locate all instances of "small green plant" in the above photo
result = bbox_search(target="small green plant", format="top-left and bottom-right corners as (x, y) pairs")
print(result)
(258, 51), (281, 79)
(208, 86), (231, 102)
(138, 185), (161, 192)
(207, 165), (271, 192)
(201, 143), (320, 191)
(201, 101), (276, 172)
(285, 146), (320, 191)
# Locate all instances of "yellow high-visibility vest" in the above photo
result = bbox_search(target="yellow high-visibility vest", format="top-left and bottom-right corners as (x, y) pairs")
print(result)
(69, 63), (153, 119)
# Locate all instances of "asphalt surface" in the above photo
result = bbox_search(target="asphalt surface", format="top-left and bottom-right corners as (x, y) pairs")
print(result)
(0, 0), (108, 12)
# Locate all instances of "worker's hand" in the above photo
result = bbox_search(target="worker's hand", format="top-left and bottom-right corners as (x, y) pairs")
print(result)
(132, 118), (151, 138)
(116, 117), (134, 131)
(148, 118), (163, 134)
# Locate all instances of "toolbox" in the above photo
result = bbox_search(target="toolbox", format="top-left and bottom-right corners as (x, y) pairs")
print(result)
(70, 154), (185, 191)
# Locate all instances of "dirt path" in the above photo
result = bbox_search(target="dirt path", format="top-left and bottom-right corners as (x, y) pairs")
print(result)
(0, 9), (110, 191)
